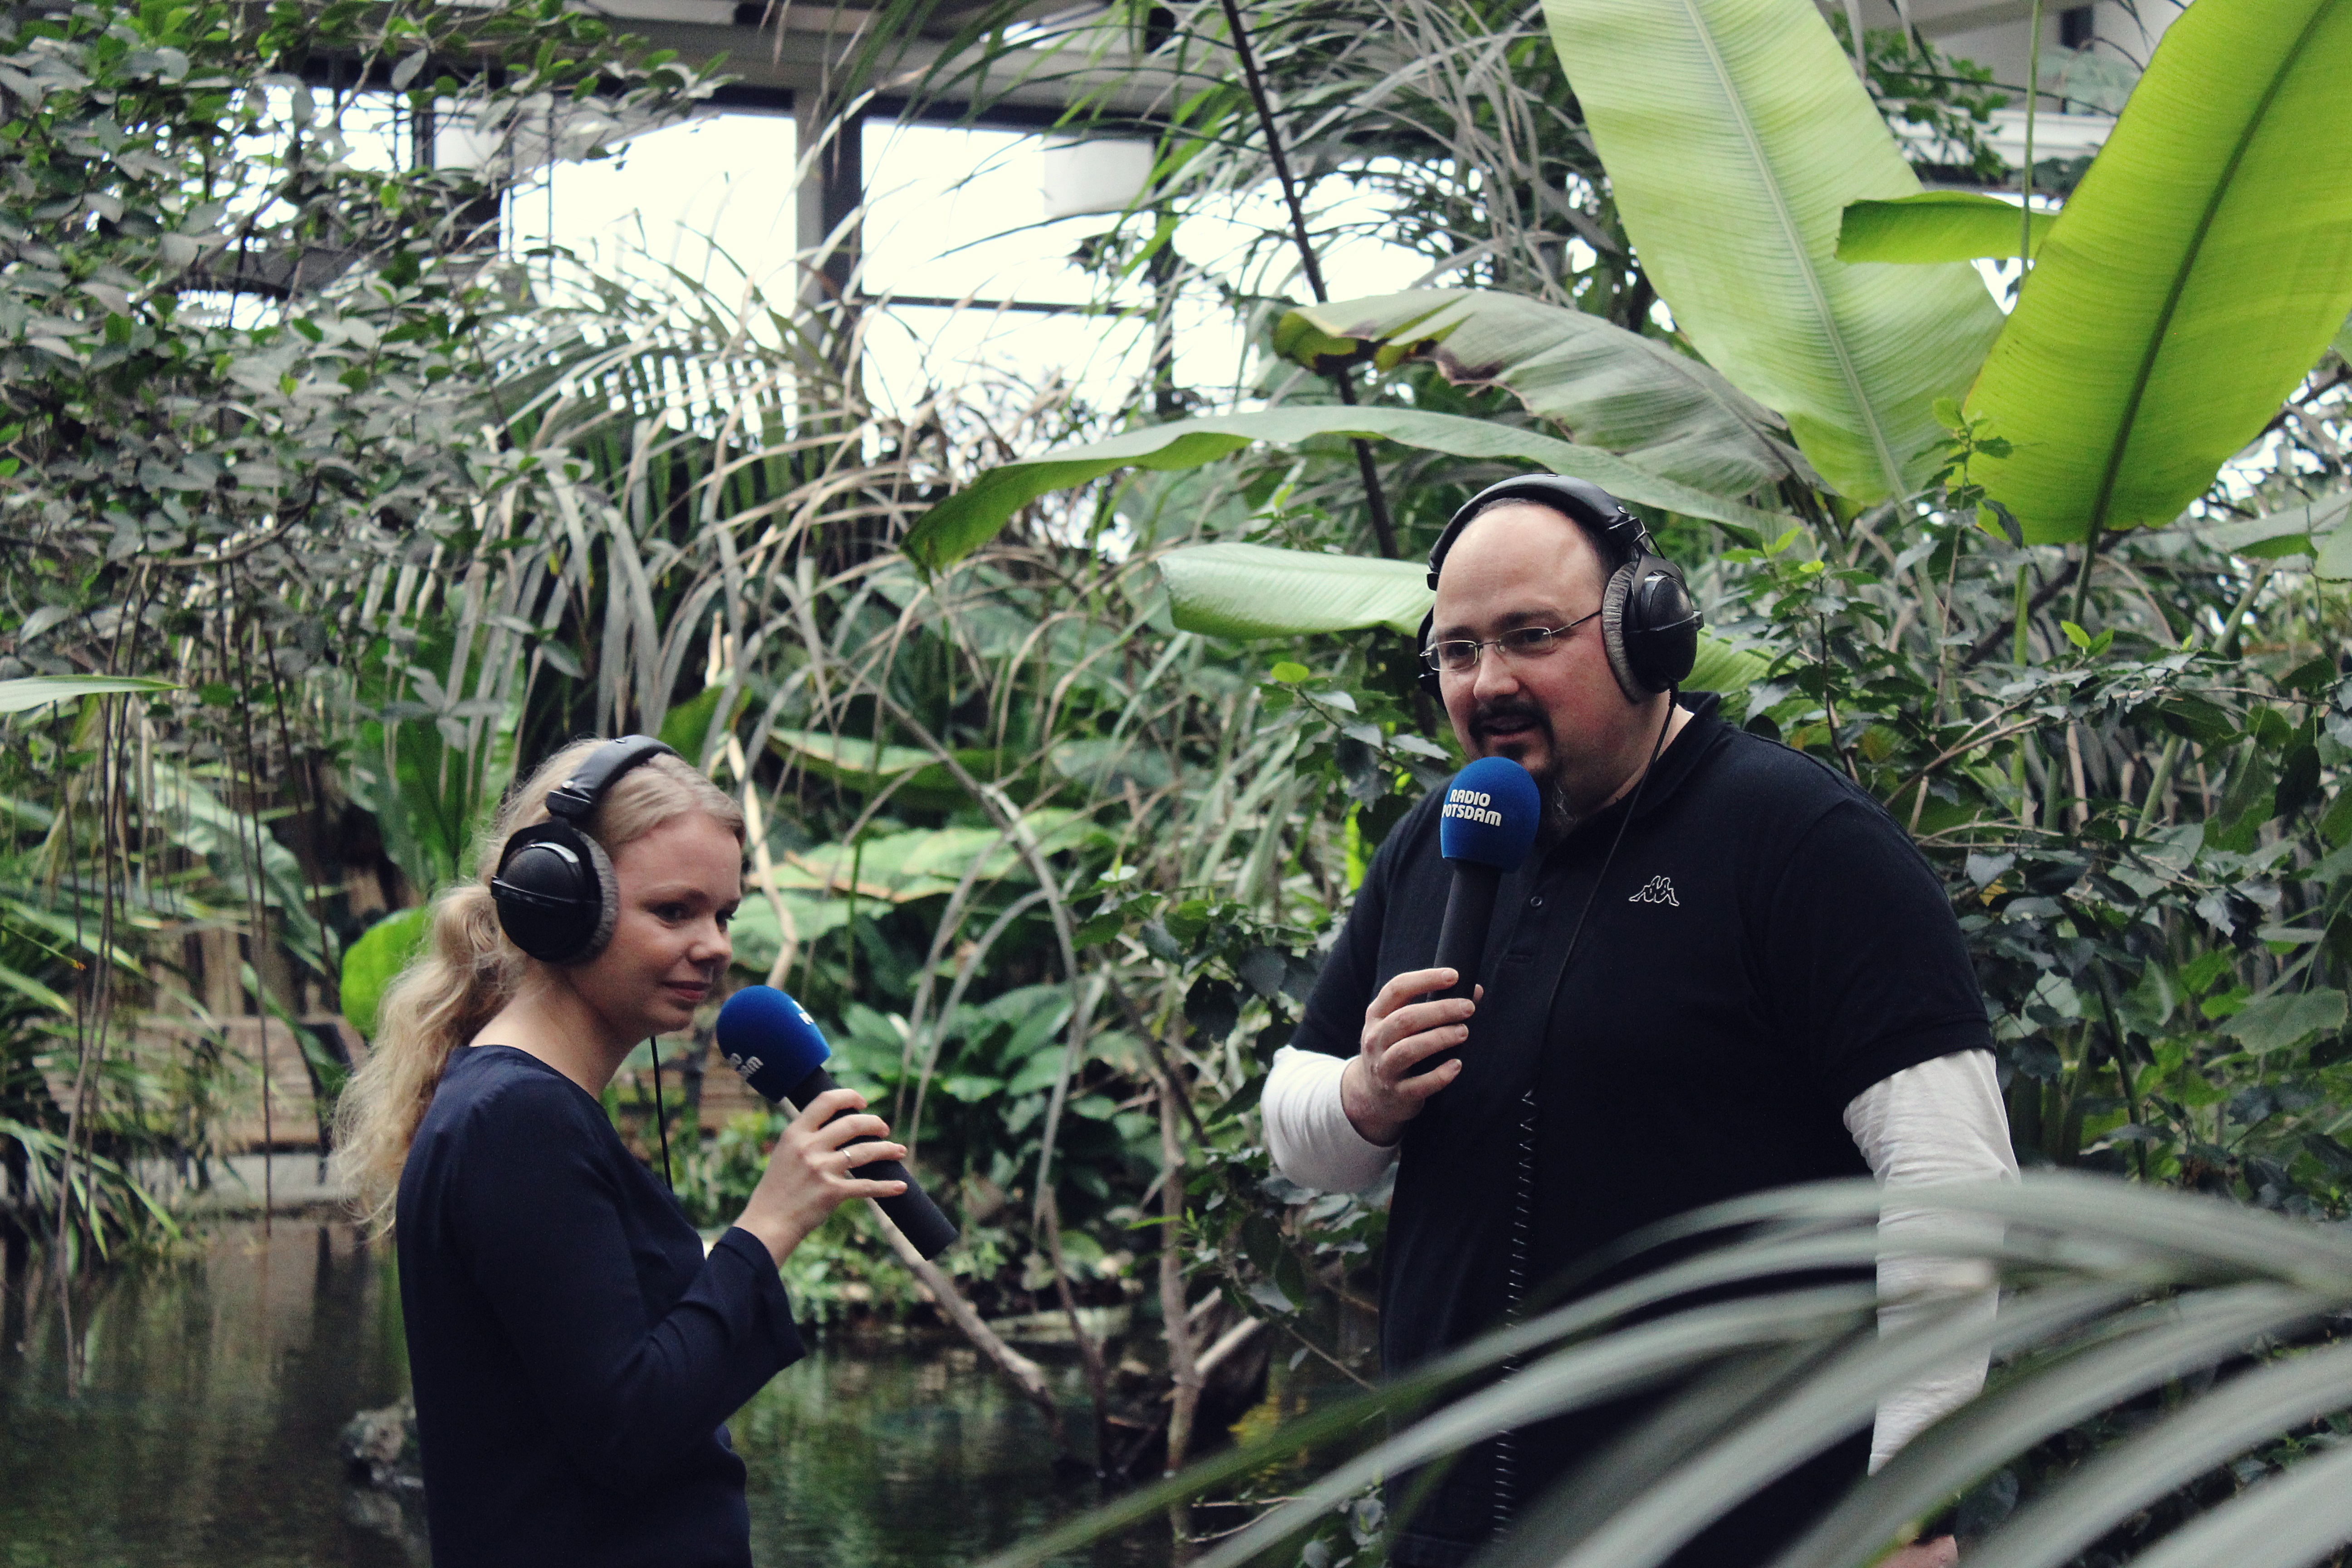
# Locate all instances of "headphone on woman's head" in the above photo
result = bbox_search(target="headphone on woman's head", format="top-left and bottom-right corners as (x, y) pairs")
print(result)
(490, 735), (680, 964)
(1417, 474), (1702, 704)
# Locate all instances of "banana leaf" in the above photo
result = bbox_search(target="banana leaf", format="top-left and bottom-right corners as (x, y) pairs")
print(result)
(1963, 0), (2352, 542)
(1542, 0), (2004, 503)
(1836, 193), (2056, 263)
(902, 407), (1793, 572)
(1156, 543), (1768, 694)
(0, 674), (178, 713)
(1272, 289), (1813, 498)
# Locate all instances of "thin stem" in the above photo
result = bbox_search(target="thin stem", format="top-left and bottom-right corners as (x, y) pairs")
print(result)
(2012, 560), (2034, 668)
(1216, 0), (1398, 559)
(2069, 525), (2100, 629)
(2134, 565), (2269, 832)
(2021, 0), (2044, 272)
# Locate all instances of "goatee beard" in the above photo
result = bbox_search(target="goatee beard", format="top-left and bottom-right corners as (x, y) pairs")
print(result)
(1471, 697), (1574, 848)
(1534, 769), (1576, 850)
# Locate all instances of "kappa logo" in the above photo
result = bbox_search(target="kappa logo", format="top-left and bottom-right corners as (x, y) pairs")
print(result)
(1627, 875), (1680, 907)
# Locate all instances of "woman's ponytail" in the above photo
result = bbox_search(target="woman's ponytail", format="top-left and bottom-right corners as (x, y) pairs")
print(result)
(329, 879), (521, 1231)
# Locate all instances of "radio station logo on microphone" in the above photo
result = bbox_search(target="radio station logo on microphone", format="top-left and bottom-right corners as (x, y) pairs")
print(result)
(729, 1052), (763, 1076)
(1444, 787), (1506, 828)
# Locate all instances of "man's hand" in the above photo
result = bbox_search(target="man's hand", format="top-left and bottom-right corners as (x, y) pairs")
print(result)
(1876, 1536), (1958, 1568)
(1340, 968), (1480, 1147)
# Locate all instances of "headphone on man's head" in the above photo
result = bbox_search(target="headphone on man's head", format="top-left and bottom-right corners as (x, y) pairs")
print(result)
(490, 735), (681, 964)
(1416, 474), (1701, 703)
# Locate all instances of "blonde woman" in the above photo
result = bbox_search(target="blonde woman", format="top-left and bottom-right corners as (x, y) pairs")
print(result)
(332, 736), (906, 1568)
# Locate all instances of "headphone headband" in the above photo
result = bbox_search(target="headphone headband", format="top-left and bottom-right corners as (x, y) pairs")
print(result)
(1425, 474), (1656, 590)
(492, 735), (682, 964)
(1417, 474), (1699, 704)
(544, 734), (678, 824)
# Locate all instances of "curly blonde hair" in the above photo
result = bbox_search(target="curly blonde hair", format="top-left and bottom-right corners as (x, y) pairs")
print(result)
(329, 739), (744, 1232)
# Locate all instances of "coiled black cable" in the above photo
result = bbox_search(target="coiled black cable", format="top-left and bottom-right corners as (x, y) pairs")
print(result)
(1490, 695), (1676, 1534)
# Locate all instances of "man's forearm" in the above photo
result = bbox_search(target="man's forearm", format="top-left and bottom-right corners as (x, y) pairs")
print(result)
(1844, 1049), (2020, 1471)
(1264, 1046), (1402, 1193)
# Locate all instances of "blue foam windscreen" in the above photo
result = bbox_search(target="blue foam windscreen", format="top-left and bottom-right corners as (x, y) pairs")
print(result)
(715, 985), (833, 1103)
(1437, 756), (1542, 870)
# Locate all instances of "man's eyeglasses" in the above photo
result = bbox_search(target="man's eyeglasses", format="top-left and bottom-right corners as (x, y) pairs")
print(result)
(1422, 609), (1602, 675)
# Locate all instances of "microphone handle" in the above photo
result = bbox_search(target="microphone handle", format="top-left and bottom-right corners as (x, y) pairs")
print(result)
(783, 1067), (961, 1260)
(1411, 861), (1501, 1078)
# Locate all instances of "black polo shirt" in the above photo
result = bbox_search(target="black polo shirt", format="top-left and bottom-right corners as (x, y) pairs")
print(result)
(1290, 696), (1991, 1565)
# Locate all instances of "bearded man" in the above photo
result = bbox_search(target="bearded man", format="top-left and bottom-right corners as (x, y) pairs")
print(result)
(1262, 475), (2016, 1568)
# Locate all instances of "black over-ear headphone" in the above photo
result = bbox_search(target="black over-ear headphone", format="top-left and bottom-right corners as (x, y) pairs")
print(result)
(490, 735), (681, 964)
(1416, 474), (1701, 704)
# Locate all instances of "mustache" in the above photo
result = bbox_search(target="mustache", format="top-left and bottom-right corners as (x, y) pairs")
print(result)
(1470, 698), (1552, 739)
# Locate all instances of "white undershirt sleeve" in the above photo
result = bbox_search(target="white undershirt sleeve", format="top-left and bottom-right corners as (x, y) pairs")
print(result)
(1263, 1045), (1401, 1195)
(1844, 1049), (2020, 1472)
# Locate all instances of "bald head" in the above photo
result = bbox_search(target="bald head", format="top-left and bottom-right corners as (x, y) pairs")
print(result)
(1428, 501), (1673, 831)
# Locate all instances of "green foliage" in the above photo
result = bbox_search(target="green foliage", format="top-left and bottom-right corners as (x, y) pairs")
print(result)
(339, 907), (430, 1040)
(982, 1176), (2352, 1568)
(1540, 0), (2007, 501)
(904, 404), (1787, 571)
(1271, 289), (1812, 498)
(1963, 0), (2352, 541)
(0, 675), (178, 713)
(0, 0), (711, 1249)
(1837, 193), (2056, 264)
(1825, 12), (2015, 185)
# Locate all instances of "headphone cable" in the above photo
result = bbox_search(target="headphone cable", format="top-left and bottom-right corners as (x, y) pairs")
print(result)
(1495, 688), (1678, 1534)
(648, 1035), (674, 1191)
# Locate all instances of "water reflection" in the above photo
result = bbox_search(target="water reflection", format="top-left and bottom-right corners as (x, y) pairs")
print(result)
(1, 1221), (411, 1568)
(0, 1223), (1168, 1568)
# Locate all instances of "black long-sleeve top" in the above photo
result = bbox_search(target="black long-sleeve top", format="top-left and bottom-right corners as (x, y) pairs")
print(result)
(397, 1044), (804, 1568)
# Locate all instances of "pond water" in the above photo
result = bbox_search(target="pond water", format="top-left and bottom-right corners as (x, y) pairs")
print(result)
(0, 1221), (1170, 1568)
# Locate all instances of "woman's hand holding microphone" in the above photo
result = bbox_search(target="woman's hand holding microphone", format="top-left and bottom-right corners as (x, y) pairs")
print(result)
(736, 1089), (908, 1266)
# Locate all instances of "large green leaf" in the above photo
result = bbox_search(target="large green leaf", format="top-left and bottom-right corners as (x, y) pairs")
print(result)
(1836, 193), (2056, 263)
(2196, 487), (2352, 567)
(339, 906), (430, 1039)
(1160, 544), (1432, 638)
(1964, 0), (2352, 543)
(2219, 988), (2346, 1054)
(767, 727), (1010, 813)
(774, 814), (1094, 905)
(1541, 0), (2004, 502)
(1155, 544), (1768, 694)
(1271, 290), (1812, 498)
(0, 675), (178, 713)
(902, 407), (1791, 571)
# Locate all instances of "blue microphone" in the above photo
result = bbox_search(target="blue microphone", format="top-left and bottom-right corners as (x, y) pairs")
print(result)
(715, 986), (960, 1259)
(1414, 757), (1542, 1077)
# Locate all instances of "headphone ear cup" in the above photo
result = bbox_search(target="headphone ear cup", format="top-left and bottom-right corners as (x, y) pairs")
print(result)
(573, 833), (620, 963)
(1416, 609), (1441, 700)
(1622, 559), (1701, 693)
(492, 823), (613, 964)
(1597, 560), (1649, 704)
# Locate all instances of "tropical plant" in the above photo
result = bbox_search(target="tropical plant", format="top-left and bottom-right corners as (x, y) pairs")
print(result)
(0, 0), (712, 1250)
(876, 0), (2352, 1553)
(982, 1175), (2352, 1568)
(12, 2), (2352, 1561)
